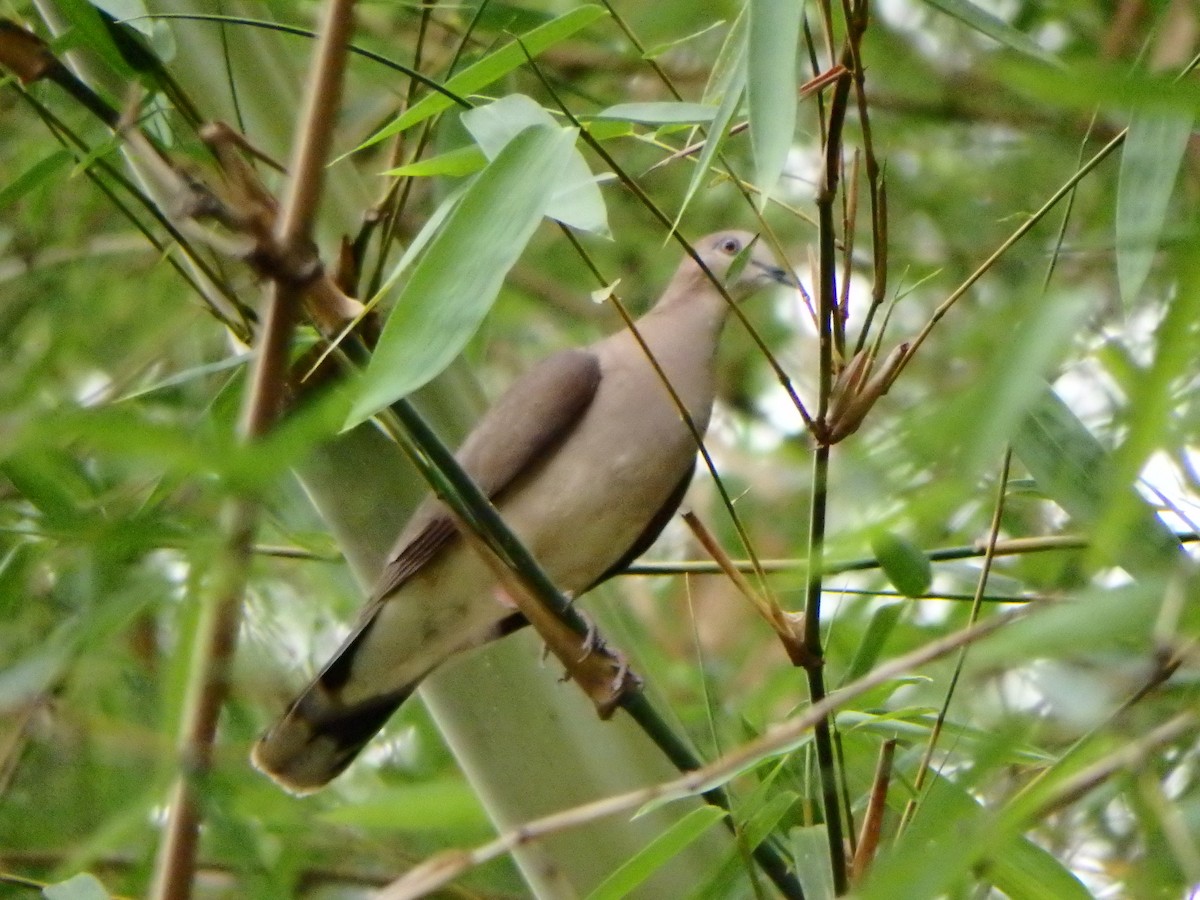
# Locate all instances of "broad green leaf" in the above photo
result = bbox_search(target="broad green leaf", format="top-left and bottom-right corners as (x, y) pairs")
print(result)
(348, 125), (576, 426)
(1012, 386), (1182, 576)
(0, 151), (72, 210)
(462, 95), (609, 235)
(869, 531), (931, 598)
(365, 188), (467, 328)
(747, 0), (800, 202)
(591, 102), (720, 125)
(921, 0), (1060, 66)
(585, 806), (726, 900)
(352, 6), (607, 153)
(460, 95), (560, 156)
(382, 145), (487, 179)
(42, 873), (112, 900)
(1116, 110), (1192, 307)
(792, 826), (835, 900)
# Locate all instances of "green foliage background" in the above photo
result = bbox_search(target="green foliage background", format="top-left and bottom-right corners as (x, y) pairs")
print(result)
(2, 0), (1199, 898)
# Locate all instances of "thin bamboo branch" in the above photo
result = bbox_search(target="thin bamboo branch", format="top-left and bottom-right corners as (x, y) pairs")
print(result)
(801, 6), (861, 887)
(148, 3), (356, 898)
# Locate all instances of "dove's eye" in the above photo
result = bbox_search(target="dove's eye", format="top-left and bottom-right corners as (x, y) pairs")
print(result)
(719, 237), (741, 255)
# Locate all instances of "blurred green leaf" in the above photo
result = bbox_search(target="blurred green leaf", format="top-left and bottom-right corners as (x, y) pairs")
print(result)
(957, 288), (1087, 474)
(320, 778), (490, 831)
(836, 711), (1053, 766)
(968, 580), (1162, 669)
(42, 873), (112, 900)
(921, 0), (1060, 65)
(0, 151), (72, 210)
(998, 59), (1200, 116)
(1093, 250), (1200, 567)
(869, 532), (932, 598)
(1, 449), (95, 524)
(746, 0), (800, 201)
(1117, 110), (1192, 308)
(861, 773), (1091, 900)
(844, 602), (904, 682)
(742, 790), (797, 849)
(1012, 386), (1183, 576)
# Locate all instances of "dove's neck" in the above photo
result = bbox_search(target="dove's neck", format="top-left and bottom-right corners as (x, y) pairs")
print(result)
(628, 280), (732, 428)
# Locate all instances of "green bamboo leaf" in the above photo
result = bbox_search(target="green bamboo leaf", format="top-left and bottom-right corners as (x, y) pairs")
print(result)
(351, 6), (607, 153)
(591, 102), (720, 125)
(347, 125), (576, 427)
(462, 95), (609, 235)
(869, 531), (932, 598)
(676, 13), (746, 226)
(746, 0), (800, 202)
(382, 145), (487, 179)
(0, 151), (72, 210)
(1012, 386), (1183, 577)
(1116, 109), (1192, 307)
(743, 790), (797, 848)
(0, 449), (94, 524)
(792, 826), (835, 900)
(585, 806), (726, 900)
(933, 284), (1087, 475)
(844, 602), (904, 682)
(921, 0), (1060, 65)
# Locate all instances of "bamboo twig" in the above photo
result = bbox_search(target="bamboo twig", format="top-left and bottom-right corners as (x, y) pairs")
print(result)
(149, 3), (356, 898)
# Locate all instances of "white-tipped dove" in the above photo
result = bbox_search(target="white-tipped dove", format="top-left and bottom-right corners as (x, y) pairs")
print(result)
(253, 230), (793, 792)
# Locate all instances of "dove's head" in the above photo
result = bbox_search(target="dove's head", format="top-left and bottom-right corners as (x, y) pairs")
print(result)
(682, 230), (796, 302)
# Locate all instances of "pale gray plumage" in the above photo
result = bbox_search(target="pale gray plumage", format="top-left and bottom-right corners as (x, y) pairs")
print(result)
(252, 231), (792, 792)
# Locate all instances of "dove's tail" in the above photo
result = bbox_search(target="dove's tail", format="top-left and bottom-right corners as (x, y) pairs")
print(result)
(251, 679), (417, 794)
(252, 607), (528, 793)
